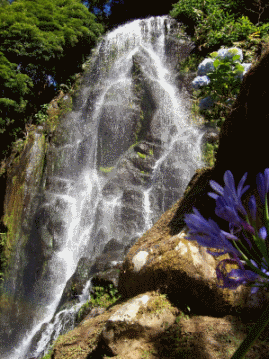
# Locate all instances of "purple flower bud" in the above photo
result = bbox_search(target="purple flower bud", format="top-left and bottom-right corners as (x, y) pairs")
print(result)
(265, 169), (269, 193)
(259, 227), (267, 240)
(257, 173), (266, 204)
(257, 169), (269, 204)
(248, 195), (256, 220)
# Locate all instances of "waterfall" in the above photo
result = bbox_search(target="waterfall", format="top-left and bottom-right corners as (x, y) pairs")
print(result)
(1, 16), (204, 359)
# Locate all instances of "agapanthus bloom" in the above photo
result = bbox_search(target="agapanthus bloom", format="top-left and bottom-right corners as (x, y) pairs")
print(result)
(184, 169), (269, 294)
(256, 168), (269, 204)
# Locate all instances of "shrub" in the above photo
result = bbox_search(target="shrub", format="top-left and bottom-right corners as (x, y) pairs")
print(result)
(192, 47), (251, 126)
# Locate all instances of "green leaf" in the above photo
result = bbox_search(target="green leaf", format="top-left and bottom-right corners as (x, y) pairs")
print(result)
(213, 59), (221, 68)
(232, 54), (240, 62)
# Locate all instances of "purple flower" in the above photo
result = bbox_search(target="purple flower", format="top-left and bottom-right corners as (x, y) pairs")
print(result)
(209, 170), (249, 216)
(216, 258), (261, 291)
(259, 227), (267, 240)
(248, 195), (257, 220)
(208, 171), (253, 234)
(185, 168), (269, 294)
(248, 258), (269, 293)
(184, 208), (240, 257)
(257, 169), (269, 204)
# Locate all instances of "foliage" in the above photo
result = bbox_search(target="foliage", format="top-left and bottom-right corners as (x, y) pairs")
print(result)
(90, 284), (120, 307)
(0, 0), (9, 7)
(40, 349), (53, 359)
(34, 104), (49, 124)
(0, 0), (103, 157)
(179, 54), (203, 73)
(203, 141), (219, 167)
(77, 284), (121, 322)
(170, 0), (267, 52)
(192, 48), (248, 128)
(201, 53), (243, 107)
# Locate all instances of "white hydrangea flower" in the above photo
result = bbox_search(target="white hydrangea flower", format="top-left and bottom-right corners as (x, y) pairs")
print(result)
(234, 63), (252, 80)
(199, 96), (215, 110)
(192, 75), (210, 89)
(217, 47), (243, 62)
(197, 58), (215, 76)
(242, 63), (252, 75)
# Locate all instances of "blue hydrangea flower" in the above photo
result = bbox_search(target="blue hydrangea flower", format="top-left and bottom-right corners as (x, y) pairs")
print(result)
(217, 47), (243, 62)
(199, 96), (215, 110)
(197, 58), (215, 76)
(191, 75), (210, 89)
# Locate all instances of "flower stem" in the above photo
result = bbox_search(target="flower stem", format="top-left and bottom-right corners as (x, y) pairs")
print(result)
(231, 303), (269, 359)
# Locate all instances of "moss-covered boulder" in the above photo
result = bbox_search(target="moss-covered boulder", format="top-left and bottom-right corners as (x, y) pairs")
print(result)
(47, 290), (269, 359)
(117, 168), (269, 320)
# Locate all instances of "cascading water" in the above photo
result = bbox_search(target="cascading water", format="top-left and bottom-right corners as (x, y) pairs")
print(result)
(1, 16), (204, 359)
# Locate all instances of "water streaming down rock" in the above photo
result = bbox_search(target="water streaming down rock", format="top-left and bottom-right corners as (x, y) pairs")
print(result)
(1, 16), (204, 359)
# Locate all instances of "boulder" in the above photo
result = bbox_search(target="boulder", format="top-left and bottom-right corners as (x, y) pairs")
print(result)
(50, 291), (269, 359)
(118, 225), (269, 319)
(101, 292), (178, 356)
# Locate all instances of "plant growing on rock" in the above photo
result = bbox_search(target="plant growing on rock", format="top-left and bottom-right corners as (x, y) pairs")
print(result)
(77, 284), (121, 323)
(34, 104), (49, 124)
(184, 169), (269, 358)
(192, 47), (251, 126)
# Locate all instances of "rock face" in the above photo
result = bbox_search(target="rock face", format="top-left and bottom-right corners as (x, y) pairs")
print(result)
(214, 48), (269, 189)
(0, 127), (47, 349)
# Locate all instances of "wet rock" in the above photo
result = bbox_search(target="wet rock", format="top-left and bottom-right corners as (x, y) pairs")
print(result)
(90, 249), (125, 274)
(91, 268), (121, 289)
(202, 127), (220, 146)
(103, 238), (125, 253)
(56, 257), (93, 312)
(82, 307), (106, 321)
